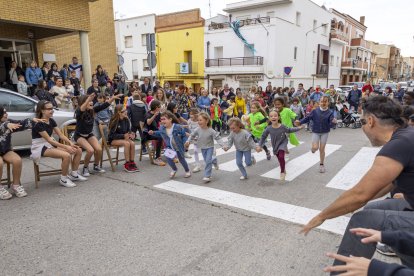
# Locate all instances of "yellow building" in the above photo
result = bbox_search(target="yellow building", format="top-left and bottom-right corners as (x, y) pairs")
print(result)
(0, 0), (117, 86)
(155, 9), (205, 91)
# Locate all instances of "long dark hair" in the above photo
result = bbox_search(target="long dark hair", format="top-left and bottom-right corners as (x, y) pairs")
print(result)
(160, 110), (180, 124)
(35, 100), (52, 118)
(77, 95), (95, 119)
(109, 104), (125, 131)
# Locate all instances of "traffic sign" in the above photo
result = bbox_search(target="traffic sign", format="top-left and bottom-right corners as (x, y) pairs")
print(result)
(147, 52), (156, 69)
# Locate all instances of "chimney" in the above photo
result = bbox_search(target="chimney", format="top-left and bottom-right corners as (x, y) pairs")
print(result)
(360, 16), (365, 25)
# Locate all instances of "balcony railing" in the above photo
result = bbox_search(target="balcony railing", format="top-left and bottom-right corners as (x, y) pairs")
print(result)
(341, 59), (369, 70)
(330, 30), (348, 43)
(175, 62), (198, 74)
(208, 17), (270, 30)
(316, 64), (328, 77)
(350, 38), (368, 48)
(205, 56), (264, 67)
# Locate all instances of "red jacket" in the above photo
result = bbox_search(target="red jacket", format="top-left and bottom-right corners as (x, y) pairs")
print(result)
(210, 105), (222, 120)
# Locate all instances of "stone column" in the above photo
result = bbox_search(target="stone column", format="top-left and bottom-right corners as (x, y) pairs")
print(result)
(79, 31), (92, 88)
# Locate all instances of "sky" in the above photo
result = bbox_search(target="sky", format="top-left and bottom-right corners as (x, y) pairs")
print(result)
(113, 0), (414, 56)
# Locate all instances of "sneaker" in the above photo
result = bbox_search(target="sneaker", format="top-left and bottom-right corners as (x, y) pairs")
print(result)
(12, 185), (27, 198)
(154, 158), (166, 166)
(280, 172), (286, 182)
(184, 152), (191, 159)
(0, 186), (12, 200)
(319, 164), (325, 173)
(252, 156), (256, 165)
(266, 151), (271, 161)
(80, 167), (90, 177)
(59, 177), (76, 188)
(92, 165), (105, 174)
(130, 162), (140, 172)
(170, 170), (177, 179)
(68, 172), (87, 182)
(184, 172), (191, 178)
(213, 162), (219, 170)
(192, 165), (201, 173)
(124, 162), (138, 173)
(376, 243), (397, 257)
(240, 176), (247, 180)
(202, 177), (211, 182)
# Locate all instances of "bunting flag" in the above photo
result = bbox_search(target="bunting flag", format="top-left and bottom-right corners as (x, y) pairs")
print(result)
(230, 20), (256, 54)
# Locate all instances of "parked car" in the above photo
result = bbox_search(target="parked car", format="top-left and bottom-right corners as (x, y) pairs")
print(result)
(347, 82), (365, 89)
(378, 82), (397, 95)
(373, 84), (381, 93)
(398, 82), (408, 90)
(338, 85), (352, 99)
(0, 88), (75, 150)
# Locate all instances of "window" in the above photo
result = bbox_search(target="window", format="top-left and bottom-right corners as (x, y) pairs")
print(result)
(296, 12), (301, 26)
(142, 59), (149, 71)
(124, 36), (133, 48)
(141, 34), (147, 46)
(336, 57), (340, 67)
(323, 24), (328, 35)
(132, 59), (139, 79)
(0, 93), (35, 112)
(214, 46), (223, 59)
(236, 15), (250, 21)
(330, 55), (334, 66)
(294, 47), (298, 60)
(313, 20), (317, 32)
(312, 51), (316, 63)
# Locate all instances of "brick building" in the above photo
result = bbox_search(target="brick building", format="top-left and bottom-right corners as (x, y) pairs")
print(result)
(0, 0), (117, 86)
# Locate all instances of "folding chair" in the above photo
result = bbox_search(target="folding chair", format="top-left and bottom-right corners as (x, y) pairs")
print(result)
(33, 161), (62, 189)
(139, 140), (155, 164)
(98, 124), (125, 172)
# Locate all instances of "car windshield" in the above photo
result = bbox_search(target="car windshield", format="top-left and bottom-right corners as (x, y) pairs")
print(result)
(0, 91), (36, 112)
(380, 83), (396, 89)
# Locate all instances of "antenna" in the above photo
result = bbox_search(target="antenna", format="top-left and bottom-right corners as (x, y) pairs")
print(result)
(209, 0), (212, 18)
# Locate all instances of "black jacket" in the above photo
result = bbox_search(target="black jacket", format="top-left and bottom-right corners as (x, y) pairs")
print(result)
(0, 119), (33, 154)
(140, 84), (152, 94)
(108, 118), (130, 143)
(35, 89), (58, 107)
(128, 100), (147, 131)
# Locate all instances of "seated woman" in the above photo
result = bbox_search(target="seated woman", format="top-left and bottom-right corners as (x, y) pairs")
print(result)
(30, 100), (86, 188)
(0, 106), (44, 199)
(108, 105), (139, 173)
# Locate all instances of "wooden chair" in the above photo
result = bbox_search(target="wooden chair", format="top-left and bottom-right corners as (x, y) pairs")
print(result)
(1, 163), (11, 188)
(33, 162), (62, 189)
(61, 124), (76, 145)
(98, 124), (125, 172)
(139, 140), (155, 164)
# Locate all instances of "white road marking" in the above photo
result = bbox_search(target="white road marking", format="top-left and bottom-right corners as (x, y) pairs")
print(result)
(261, 144), (342, 181)
(326, 147), (381, 190)
(154, 181), (349, 235)
(219, 142), (303, 172)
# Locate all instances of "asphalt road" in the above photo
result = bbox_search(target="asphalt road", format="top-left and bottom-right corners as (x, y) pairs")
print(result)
(0, 127), (396, 275)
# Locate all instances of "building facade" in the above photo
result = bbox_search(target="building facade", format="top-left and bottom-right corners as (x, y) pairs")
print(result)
(0, 0), (117, 86)
(155, 9), (205, 91)
(115, 14), (156, 81)
(204, 0), (342, 92)
(371, 43), (403, 82)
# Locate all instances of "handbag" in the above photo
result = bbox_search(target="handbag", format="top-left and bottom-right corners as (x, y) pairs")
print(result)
(164, 124), (177, 159)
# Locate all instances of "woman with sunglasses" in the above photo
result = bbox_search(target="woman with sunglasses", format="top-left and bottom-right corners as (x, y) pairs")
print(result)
(31, 101), (86, 188)
(108, 105), (139, 172)
(74, 93), (120, 177)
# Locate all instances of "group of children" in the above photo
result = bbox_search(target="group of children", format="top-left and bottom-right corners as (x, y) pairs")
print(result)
(0, 90), (337, 199)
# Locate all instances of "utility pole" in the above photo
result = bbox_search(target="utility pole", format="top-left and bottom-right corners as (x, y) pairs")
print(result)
(209, 0), (212, 18)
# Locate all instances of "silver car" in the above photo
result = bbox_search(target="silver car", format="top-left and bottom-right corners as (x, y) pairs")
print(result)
(0, 88), (75, 150)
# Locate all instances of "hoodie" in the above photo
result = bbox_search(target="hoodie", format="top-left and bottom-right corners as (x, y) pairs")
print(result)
(128, 100), (147, 130)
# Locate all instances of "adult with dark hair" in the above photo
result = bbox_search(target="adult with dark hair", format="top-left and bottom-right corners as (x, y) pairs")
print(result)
(395, 83), (405, 103)
(41, 62), (50, 80)
(25, 60), (43, 97)
(383, 86), (394, 99)
(174, 84), (191, 120)
(8, 61), (24, 92)
(143, 100), (166, 166)
(95, 65), (108, 93)
(403, 92), (414, 106)
(59, 64), (69, 81)
(300, 96), (414, 273)
(87, 79), (100, 104)
(346, 84), (362, 112)
(34, 80), (58, 107)
(68, 57), (83, 83)
(46, 63), (61, 89)
(292, 83), (306, 98)
(140, 77), (152, 94)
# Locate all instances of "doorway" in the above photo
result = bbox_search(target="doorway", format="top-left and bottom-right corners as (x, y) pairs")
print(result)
(0, 51), (15, 83)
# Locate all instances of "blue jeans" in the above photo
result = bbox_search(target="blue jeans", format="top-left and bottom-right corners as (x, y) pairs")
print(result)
(165, 151), (189, 172)
(236, 150), (252, 177)
(201, 147), (217, 178)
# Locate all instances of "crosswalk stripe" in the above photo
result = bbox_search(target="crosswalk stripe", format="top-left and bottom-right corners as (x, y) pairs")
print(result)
(219, 142), (303, 172)
(326, 147), (380, 190)
(261, 144), (342, 181)
(187, 146), (236, 164)
(154, 180), (349, 235)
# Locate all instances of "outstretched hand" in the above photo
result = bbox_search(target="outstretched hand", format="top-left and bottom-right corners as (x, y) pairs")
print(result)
(294, 120), (301, 127)
(323, 253), (370, 275)
(299, 214), (325, 235)
(350, 228), (382, 244)
(7, 123), (21, 131)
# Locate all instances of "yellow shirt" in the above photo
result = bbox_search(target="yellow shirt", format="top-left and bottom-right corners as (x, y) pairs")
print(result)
(234, 97), (246, 116)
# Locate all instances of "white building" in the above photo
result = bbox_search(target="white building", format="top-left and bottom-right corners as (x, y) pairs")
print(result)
(204, 0), (343, 92)
(114, 14), (156, 81)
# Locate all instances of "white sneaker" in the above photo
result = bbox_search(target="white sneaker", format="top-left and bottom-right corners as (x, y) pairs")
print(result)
(319, 164), (326, 173)
(184, 152), (191, 159)
(68, 172), (87, 182)
(192, 165), (201, 173)
(92, 165), (105, 174)
(80, 167), (90, 177)
(202, 177), (211, 182)
(170, 171), (177, 179)
(0, 186), (12, 200)
(12, 185), (27, 198)
(240, 176), (247, 180)
(59, 177), (77, 188)
(280, 172), (286, 182)
(184, 172), (191, 178)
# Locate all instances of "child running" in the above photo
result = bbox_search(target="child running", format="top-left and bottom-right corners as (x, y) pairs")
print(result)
(108, 105), (139, 172)
(149, 111), (191, 179)
(224, 117), (261, 180)
(247, 101), (271, 160)
(185, 112), (223, 183)
(187, 108), (201, 172)
(295, 96), (336, 173)
(259, 109), (303, 181)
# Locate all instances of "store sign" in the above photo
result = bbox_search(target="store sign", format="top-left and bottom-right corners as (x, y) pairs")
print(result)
(180, 63), (189, 74)
(234, 74), (264, 81)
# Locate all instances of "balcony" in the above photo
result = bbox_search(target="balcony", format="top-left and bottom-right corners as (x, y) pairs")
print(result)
(350, 38), (369, 49)
(175, 62), (198, 74)
(341, 59), (369, 70)
(208, 17), (270, 30)
(330, 30), (348, 43)
(315, 64), (328, 77)
(205, 56), (264, 67)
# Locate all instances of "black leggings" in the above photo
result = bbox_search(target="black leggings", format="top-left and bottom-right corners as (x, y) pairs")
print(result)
(143, 135), (162, 159)
(212, 120), (221, 133)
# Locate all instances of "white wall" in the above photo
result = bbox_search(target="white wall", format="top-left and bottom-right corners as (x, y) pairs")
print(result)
(114, 14), (156, 81)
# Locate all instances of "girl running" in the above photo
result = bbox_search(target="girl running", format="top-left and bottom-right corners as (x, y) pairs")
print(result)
(149, 111), (191, 179)
(224, 117), (261, 180)
(75, 93), (119, 176)
(31, 100), (86, 188)
(188, 108), (201, 173)
(185, 112), (223, 183)
(296, 96), (336, 173)
(273, 97), (300, 146)
(259, 109), (303, 181)
(108, 104), (139, 173)
(247, 101), (271, 160)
